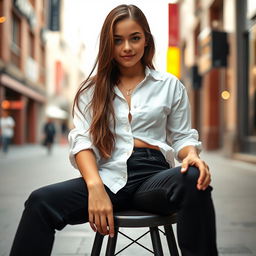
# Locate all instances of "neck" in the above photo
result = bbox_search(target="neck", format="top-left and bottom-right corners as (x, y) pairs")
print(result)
(119, 62), (145, 80)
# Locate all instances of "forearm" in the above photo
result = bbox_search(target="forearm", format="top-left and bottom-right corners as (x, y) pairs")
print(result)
(178, 145), (199, 161)
(75, 149), (104, 188)
(75, 149), (115, 236)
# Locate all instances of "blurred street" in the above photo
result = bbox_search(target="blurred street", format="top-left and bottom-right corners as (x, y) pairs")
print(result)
(1, 0), (256, 255)
(0, 145), (255, 256)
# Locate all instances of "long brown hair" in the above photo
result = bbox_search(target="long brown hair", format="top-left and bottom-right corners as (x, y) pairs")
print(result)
(73, 4), (155, 158)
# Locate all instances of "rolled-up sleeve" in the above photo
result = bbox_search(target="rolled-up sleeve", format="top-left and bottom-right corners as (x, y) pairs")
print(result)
(167, 80), (202, 162)
(68, 89), (100, 169)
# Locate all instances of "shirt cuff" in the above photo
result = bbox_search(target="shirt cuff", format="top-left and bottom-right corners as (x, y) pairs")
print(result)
(174, 140), (202, 162)
(69, 139), (99, 169)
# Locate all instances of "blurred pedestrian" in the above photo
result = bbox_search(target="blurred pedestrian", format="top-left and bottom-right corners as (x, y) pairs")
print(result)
(42, 118), (56, 155)
(0, 110), (15, 154)
(10, 4), (218, 256)
(60, 120), (69, 145)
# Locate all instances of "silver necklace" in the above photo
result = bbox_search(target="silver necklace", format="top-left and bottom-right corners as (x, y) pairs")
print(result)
(125, 88), (133, 96)
(119, 83), (135, 96)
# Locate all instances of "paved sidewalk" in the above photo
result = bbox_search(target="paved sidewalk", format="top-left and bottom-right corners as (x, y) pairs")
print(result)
(0, 144), (256, 255)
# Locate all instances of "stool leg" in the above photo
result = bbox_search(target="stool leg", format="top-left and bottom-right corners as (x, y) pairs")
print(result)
(91, 232), (104, 256)
(150, 227), (164, 256)
(105, 227), (119, 256)
(164, 224), (179, 256)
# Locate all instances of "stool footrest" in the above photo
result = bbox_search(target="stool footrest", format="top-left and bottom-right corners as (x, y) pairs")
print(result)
(115, 230), (154, 255)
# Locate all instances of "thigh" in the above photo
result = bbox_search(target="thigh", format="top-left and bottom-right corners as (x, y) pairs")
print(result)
(28, 177), (130, 227)
(132, 166), (200, 215)
(27, 178), (89, 227)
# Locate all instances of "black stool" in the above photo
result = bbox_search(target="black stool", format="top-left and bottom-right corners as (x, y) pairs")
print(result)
(91, 210), (179, 256)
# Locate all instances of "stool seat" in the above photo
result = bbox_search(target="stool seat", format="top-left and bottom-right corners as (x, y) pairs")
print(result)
(91, 210), (179, 256)
(114, 210), (177, 227)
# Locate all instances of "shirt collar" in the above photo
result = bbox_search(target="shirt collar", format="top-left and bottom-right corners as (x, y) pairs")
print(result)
(113, 66), (164, 98)
(145, 66), (164, 81)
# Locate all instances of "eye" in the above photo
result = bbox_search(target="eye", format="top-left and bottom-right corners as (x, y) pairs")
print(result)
(114, 38), (122, 45)
(131, 36), (141, 42)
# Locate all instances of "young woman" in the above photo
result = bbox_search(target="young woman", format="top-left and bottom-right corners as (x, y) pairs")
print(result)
(10, 4), (218, 256)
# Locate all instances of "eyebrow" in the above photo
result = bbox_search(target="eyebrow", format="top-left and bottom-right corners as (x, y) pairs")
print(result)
(114, 32), (142, 37)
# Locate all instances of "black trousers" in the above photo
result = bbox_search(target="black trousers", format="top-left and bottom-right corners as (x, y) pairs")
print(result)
(10, 147), (218, 256)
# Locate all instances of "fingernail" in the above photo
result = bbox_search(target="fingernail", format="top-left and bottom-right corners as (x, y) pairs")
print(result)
(181, 168), (186, 172)
(110, 234), (114, 238)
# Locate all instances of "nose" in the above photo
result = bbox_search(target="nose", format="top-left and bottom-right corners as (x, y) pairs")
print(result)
(123, 40), (132, 52)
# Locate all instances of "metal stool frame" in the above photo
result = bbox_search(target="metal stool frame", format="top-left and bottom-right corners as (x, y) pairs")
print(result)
(91, 210), (179, 256)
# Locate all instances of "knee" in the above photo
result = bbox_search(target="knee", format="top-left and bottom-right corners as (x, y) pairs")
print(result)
(179, 166), (212, 203)
(179, 166), (210, 196)
(24, 186), (66, 230)
(25, 187), (53, 212)
(180, 166), (199, 189)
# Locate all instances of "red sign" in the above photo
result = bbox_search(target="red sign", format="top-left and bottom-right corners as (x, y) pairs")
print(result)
(1, 100), (24, 110)
(55, 60), (63, 94)
(168, 3), (179, 47)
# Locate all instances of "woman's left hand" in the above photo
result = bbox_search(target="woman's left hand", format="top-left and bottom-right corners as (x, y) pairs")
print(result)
(180, 152), (211, 190)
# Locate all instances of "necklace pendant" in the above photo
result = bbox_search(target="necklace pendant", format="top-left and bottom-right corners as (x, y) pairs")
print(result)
(126, 89), (132, 96)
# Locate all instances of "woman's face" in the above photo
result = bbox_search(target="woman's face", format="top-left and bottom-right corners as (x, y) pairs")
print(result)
(113, 18), (147, 70)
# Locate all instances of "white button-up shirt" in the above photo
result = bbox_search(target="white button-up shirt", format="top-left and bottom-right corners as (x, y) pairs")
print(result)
(68, 67), (202, 193)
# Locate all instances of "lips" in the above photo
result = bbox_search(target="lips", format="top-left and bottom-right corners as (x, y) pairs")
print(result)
(121, 55), (135, 59)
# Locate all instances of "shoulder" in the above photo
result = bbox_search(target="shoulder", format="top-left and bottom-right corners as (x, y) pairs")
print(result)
(77, 80), (95, 107)
(149, 69), (185, 91)
(148, 68), (181, 84)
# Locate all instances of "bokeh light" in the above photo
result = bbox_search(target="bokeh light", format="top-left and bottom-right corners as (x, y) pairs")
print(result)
(0, 16), (6, 23)
(221, 90), (230, 100)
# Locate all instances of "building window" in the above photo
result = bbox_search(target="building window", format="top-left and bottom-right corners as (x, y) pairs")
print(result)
(11, 11), (21, 68)
(248, 23), (256, 136)
(29, 31), (35, 58)
(39, 45), (45, 85)
(62, 72), (69, 89)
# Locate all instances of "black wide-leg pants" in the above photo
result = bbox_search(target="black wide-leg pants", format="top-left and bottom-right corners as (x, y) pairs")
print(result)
(10, 148), (218, 256)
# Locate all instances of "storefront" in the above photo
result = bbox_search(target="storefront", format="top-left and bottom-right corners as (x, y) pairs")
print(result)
(236, 0), (256, 156)
(0, 0), (48, 145)
(0, 72), (46, 144)
(179, 0), (256, 162)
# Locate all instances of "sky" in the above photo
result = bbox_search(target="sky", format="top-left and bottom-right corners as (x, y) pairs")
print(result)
(63, 0), (172, 74)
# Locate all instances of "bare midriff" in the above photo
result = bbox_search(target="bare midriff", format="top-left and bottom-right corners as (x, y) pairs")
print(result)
(133, 138), (160, 151)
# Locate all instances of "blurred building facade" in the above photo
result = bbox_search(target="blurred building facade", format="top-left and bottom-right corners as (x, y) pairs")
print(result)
(45, 0), (86, 131)
(179, 0), (256, 162)
(0, 0), (86, 145)
(0, 0), (47, 144)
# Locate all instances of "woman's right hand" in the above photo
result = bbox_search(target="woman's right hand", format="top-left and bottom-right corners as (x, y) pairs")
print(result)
(87, 183), (115, 237)
(74, 150), (114, 237)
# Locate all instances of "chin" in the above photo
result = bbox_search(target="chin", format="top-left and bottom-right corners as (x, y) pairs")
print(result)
(121, 63), (137, 68)
(119, 61), (141, 69)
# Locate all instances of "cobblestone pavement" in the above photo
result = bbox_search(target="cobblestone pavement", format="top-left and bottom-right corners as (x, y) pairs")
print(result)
(0, 144), (255, 255)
